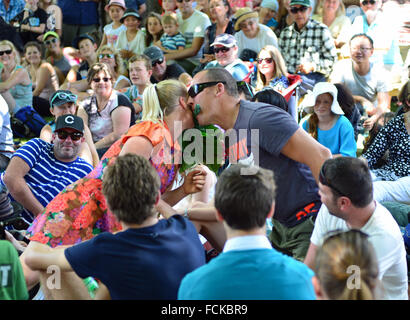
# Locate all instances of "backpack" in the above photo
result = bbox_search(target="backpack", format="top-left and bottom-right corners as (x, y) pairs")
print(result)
(11, 106), (46, 139)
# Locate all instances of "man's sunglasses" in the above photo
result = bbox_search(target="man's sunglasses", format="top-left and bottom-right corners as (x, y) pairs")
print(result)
(290, 6), (309, 14)
(176, 0), (191, 3)
(152, 58), (164, 67)
(0, 49), (12, 56)
(56, 131), (83, 141)
(188, 81), (226, 98)
(44, 38), (58, 46)
(319, 163), (346, 196)
(214, 47), (230, 54)
(256, 57), (273, 64)
(92, 77), (111, 83)
(361, 0), (376, 5)
(50, 92), (77, 107)
(98, 53), (115, 59)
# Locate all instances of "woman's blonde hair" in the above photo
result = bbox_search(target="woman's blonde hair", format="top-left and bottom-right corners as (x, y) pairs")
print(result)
(0, 40), (20, 65)
(142, 80), (187, 124)
(255, 45), (288, 92)
(314, 230), (380, 300)
(317, 0), (345, 17)
(97, 45), (124, 76)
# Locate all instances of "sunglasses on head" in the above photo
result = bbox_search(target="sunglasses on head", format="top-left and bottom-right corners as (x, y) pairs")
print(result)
(98, 53), (115, 59)
(56, 131), (83, 141)
(50, 92), (77, 107)
(290, 6), (309, 14)
(92, 77), (111, 83)
(44, 38), (58, 46)
(256, 57), (273, 64)
(214, 47), (231, 54)
(361, 0), (376, 5)
(152, 58), (164, 67)
(188, 81), (226, 98)
(319, 163), (346, 196)
(0, 49), (12, 56)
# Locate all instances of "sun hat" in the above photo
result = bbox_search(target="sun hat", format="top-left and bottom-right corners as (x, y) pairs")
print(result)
(120, 8), (141, 23)
(303, 82), (344, 115)
(233, 7), (259, 31)
(105, 0), (126, 12)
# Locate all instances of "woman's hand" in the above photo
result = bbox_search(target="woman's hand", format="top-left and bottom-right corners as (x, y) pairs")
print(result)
(182, 167), (207, 195)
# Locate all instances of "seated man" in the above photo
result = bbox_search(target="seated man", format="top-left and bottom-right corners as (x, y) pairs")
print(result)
(0, 115), (93, 224)
(304, 157), (408, 300)
(164, 0), (211, 75)
(178, 164), (316, 300)
(24, 154), (206, 300)
(143, 46), (190, 85)
(330, 33), (392, 130)
(279, 0), (337, 89)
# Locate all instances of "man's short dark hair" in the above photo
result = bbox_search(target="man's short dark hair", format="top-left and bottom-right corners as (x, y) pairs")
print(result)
(320, 157), (373, 208)
(350, 33), (374, 49)
(203, 68), (239, 97)
(214, 164), (276, 230)
(102, 154), (160, 225)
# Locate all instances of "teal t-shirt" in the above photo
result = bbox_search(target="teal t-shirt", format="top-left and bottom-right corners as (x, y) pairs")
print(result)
(178, 249), (316, 300)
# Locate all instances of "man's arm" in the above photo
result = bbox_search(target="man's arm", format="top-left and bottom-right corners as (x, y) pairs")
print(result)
(304, 242), (318, 270)
(280, 128), (332, 183)
(3, 156), (44, 217)
(164, 37), (204, 61)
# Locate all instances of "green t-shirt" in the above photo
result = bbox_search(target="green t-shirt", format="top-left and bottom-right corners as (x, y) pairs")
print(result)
(0, 240), (28, 300)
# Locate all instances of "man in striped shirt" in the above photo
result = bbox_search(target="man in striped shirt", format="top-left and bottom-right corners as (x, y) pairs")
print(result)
(1, 115), (93, 223)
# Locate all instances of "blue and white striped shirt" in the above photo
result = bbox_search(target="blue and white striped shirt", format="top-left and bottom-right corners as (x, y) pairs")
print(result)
(0, 138), (93, 222)
(160, 32), (186, 51)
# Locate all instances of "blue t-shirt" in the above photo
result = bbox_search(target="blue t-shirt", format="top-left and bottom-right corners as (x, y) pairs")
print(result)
(0, 138), (93, 221)
(65, 215), (206, 300)
(58, 0), (98, 25)
(178, 249), (315, 300)
(302, 115), (357, 157)
(205, 59), (249, 81)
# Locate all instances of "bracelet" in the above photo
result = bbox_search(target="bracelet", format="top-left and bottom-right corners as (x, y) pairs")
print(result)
(183, 208), (189, 219)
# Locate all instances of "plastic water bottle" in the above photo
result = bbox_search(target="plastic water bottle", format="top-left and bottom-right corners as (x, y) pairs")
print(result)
(83, 277), (99, 299)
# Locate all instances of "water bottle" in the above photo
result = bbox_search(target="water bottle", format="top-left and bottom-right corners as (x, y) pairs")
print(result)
(83, 277), (99, 299)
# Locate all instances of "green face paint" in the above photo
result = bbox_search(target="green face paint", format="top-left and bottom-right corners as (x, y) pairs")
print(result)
(192, 104), (201, 128)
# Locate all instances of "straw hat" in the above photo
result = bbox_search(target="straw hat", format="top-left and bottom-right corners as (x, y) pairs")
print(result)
(233, 7), (259, 31)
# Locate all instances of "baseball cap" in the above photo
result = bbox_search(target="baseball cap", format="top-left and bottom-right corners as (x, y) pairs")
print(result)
(105, 0), (126, 12)
(72, 34), (96, 49)
(290, 0), (311, 7)
(43, 31), (59, 42)
(120, 8), (141, 23)
(211, 34), (237, 48)
(49, 90), (78, 108)
(303, 82), (344, 115)
(143, 46), (164, 62)
(55, 115), (84, 133)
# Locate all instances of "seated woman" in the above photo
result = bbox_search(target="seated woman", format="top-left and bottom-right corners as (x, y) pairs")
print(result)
(362, 87), (410, 181)
(300, 82), (357, 157)
(39, 90), (100, 167)
(23, 41), (59, 117)
(0, 40), (32, 114)
(77, 63), (136, 158)
(22, 80), (224, 299)
(233, 7), (278, 61)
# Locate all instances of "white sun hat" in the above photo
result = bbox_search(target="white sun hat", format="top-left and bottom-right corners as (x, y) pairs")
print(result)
(303, 82), (344, 115)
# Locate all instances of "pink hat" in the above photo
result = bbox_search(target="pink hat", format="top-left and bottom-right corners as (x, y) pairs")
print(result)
(105, 0), (126, 12)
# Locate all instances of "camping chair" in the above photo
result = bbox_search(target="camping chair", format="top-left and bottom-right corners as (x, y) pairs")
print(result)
(281, 74), (302, 122)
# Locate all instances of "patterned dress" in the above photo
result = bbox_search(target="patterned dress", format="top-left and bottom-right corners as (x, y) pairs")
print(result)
(27, 121), (180, 247)
(362, 114), (410, 181)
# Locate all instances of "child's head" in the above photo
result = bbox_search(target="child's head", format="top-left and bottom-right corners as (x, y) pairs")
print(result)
(146, 12), (163, 37)
(162, 0), (177, 13)
(120, 8), (142, 30)
(162, 13), (179, 37)
(128, 54), (152, 86)
(104, 0), (126, 23)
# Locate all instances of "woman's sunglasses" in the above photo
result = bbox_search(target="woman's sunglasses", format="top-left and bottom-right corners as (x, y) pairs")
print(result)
(214, 47), (230, 54)
(256, 57), (273, 64)
(361, 0), (376, 5)
(290, 6), (309, 14)
(0, 49), (12, 56)
(92, 77), (111, 83)
(188, 81), (226, 98)
(44, 38), (58, 46)
(56, 131), (83, 141)
(98, 53), (115, 60)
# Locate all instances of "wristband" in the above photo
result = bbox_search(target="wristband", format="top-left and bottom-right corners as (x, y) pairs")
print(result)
(183, 209), (189, 219)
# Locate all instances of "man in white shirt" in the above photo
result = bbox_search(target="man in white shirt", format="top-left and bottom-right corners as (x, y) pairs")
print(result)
(304, 157), (408, 300)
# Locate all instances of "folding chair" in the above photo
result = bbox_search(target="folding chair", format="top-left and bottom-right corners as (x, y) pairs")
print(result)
(281, 74), (302, 122)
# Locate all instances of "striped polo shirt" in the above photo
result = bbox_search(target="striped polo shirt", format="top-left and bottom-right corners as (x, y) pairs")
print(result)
(0, 138), (93, 222)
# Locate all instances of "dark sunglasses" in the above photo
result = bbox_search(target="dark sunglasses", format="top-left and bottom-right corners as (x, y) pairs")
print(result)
(0, 49), (12, 56)
(188, 81), (226, 98)
(56, 131), (83, 141)
(92, 77), (111, 83)
(361, 0), (376, 5)
(290, 6), (309, 14)
(214, 47), (230, 54)
(176, 0), (191, 2)
(152, 58), (164, 67)
(257, 57), (273, 64)
(98, 53), (115, 59)
(319, 163), (346, 196)
(44, 38), (58, 46)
